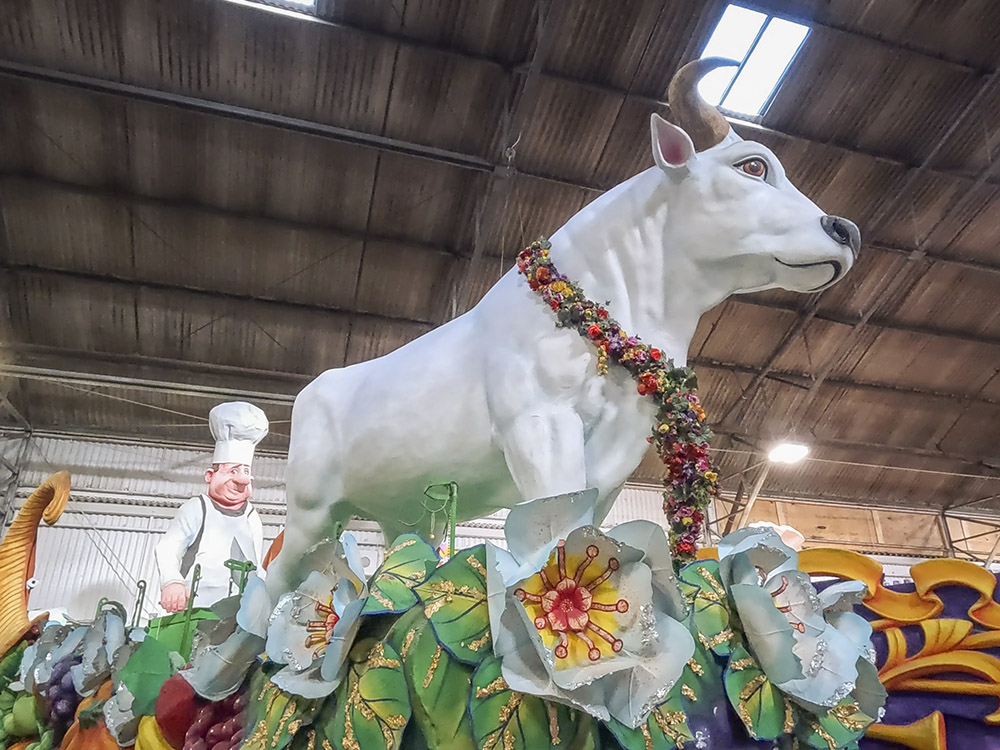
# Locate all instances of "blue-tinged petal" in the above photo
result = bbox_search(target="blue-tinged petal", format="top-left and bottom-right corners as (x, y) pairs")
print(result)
(504, 489), (598, 569)
(730, 582), (803, 685)
(496, 597), (609, 721)
(606, 520), (688, 621)
(827, 610), (875, 663)
(236, 574), (272, 637)
(319, 597), (366, 683)
(767, 570), (827, 636)
(604, 612), (694, 729)
(182, 628), (265, 701)
(780, 623), (861, 710)
(853, 657), (887, 720)
(818, 580), (868, 614)
(485, 542), (520, 657)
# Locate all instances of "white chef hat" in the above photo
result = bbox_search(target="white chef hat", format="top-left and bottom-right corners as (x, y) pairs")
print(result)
(209, 401), (269, 468)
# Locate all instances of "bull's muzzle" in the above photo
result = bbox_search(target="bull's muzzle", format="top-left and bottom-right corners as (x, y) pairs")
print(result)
(821, 215), (861, 258)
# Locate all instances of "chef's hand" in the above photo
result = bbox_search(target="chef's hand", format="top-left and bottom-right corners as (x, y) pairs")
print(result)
(160, 582), (189, 613)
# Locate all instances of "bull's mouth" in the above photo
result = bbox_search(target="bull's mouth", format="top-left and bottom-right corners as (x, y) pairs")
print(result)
(775, 258), (843, 292)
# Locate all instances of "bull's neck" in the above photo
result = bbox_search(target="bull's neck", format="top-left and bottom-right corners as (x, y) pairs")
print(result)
(547, 168), (715, 367)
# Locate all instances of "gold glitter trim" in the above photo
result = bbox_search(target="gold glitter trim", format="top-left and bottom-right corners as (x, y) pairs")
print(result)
(729, 657), (755, 671)
(652, 710), (689, 750)
(697, 629), (733, 649)
(830, 701), (866, 731)
(639, 723), (654, 750)
(686, 658), (703, 676)
(482, 692), (523, 750)
(421, 580), (486, 617)
(697, 589), (721, 602)
(464, 631), (492, 652)
(273, 699), (297, 748)
(698, 567), (727, 598)
(322, 741), (334, 750)
(385, 538), (418, 558)
(286, 719), (301, 737)
(784, 699), (795, 734)
(400, 628), (418, 659)
(306, 730), (315, 750)
(423, 644), (443, 688)
(475, 675), (509, 698)
(367, 641), (402, 669)
(466, 553), (488, 577)
(735, 674), (768, 731)
(809, 720), (839, 749)
(546, 702), (561, 745)
(369, 586), (395, 609)
(680, 684), (697, 701)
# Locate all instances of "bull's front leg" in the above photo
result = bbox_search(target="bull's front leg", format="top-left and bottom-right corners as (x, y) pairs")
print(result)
(500, 408), (589, 502)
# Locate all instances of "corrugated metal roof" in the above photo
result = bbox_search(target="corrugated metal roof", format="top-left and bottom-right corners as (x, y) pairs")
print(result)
(3, 0), (1000, 523)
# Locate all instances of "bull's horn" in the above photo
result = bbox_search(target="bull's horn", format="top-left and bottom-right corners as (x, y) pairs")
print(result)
(668, 57), (739, 152)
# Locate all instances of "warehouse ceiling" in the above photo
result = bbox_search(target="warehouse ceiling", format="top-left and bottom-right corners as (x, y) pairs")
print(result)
(2, 0), (1000, 518)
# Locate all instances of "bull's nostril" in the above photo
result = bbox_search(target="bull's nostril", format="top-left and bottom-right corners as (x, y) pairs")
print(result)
(821, 215), (861, 258)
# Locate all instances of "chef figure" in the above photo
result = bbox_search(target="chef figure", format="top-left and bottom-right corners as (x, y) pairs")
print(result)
(156, 402), (268, 612)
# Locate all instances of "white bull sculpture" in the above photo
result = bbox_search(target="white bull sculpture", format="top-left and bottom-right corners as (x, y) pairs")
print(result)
(267, 58), (860, 596)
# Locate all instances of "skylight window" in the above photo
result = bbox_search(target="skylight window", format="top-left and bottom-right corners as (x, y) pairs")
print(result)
(697, 4), (810, 117)
(224, 0), (318, 19)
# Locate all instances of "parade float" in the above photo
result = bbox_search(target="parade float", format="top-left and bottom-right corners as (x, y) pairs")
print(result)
(1, 59), (994, 750)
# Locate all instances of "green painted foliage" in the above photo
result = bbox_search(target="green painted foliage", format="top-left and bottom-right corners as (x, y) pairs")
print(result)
(605, 685), (694, 750)
(321, 638), (411, 750)
(678, 561), (733, 657)
(723, 645), (785, 741)
(468, 655), (598, 750)
(796, 698), (875, 750)
(363, 535), (439, 616)
(392, 609), (476, 750)
(415, 546), (491, 665)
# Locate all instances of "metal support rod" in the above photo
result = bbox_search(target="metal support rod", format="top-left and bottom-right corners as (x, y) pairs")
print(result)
(939, 513), (957, 558)
(985, 532), (1000, 569)
(738, 463), (772, 528)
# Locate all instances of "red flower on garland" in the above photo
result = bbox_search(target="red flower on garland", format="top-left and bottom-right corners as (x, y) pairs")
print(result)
(517, 238), (719, 568)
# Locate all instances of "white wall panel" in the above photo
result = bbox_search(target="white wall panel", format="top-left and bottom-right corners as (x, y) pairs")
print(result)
(8, 435), (670, 622)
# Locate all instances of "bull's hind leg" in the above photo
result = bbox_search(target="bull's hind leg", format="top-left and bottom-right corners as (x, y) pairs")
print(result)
(500, 409), (590, 503)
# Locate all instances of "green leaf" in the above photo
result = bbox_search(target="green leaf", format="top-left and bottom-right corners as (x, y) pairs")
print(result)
(469, 655), (592, 750)
(241, 678), (322, 750)
(363, 535), (440, 616)
(322, 639), (411, 750)
(723, 644), (785, 741)
(605, 685), (694, 750)
(679, 560), (734, 656)
(114, 635), (177, 716)
(399, 611), (476, 750)
(797, 697), (875, 750)
(414, 545), (491, 665)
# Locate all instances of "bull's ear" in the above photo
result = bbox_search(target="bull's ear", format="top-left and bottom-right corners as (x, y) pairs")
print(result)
(650, 113), (695, 170)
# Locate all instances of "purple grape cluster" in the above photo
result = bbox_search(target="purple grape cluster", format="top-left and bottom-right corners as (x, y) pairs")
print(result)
(44, 656), (81, 739)
(182, 688), (247, 750)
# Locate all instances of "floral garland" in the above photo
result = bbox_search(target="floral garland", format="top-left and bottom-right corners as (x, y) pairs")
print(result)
(517, 238), (719, 566)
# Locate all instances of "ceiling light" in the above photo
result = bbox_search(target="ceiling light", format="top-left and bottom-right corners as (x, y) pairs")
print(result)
(768, 442), (809, 464)
(698, 4), (810, 117)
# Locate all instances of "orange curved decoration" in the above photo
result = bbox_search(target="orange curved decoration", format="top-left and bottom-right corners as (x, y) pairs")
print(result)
(798, 548), (1000, 628)
(0, 471), (71, 655)
(865, 711), (946, 750)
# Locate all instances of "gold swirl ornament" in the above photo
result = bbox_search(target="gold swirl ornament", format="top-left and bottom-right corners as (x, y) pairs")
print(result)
(0, 471), (71, 655)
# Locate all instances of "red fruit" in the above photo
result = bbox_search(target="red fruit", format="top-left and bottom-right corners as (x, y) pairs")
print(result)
(157, 674), (206, 750)
(232, 692), (248, 713)
(211, 742), (230, 750)
(186, 740), (208, 750)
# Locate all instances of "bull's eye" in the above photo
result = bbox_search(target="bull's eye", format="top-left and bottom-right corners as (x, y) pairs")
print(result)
(735, 157), (768, 180)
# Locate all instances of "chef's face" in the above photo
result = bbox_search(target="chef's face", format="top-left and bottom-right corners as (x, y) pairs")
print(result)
(205, 462), (253, 508)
